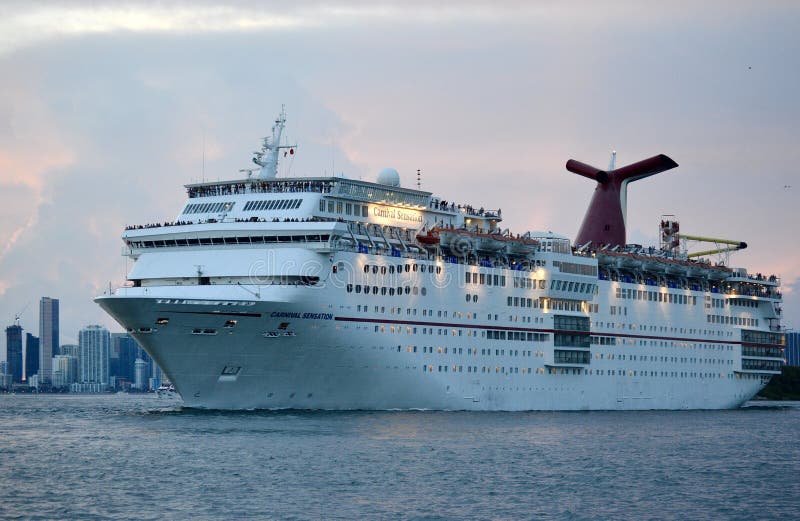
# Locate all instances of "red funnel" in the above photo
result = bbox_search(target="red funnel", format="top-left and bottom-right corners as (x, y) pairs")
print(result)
(567, 154), (678, 247)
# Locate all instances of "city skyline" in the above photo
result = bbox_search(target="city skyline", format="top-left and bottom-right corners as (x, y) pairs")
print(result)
(0, 2), (798, 361)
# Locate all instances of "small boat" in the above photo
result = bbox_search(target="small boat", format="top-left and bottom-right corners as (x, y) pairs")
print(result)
(416, 229), (440, 246)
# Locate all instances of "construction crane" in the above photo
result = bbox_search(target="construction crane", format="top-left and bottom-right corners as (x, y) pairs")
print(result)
(13, 301), (30, 326)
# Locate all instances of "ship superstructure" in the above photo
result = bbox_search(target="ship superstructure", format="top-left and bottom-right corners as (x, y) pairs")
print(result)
(96, 110), (785, 410)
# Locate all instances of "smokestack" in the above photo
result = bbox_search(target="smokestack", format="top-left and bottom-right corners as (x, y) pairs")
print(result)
(566, 154), (678, 247)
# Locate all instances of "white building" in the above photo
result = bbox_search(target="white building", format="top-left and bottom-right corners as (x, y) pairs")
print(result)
(51, 354), (78, 388)
(78, 325), (110, 388)
(134, 358), (148, 390)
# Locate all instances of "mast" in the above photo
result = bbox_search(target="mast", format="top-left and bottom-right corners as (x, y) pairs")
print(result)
(253, 106), (297, 180)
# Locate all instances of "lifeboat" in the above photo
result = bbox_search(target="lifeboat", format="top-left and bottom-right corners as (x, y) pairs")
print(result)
(416, 230), (441, 247)
(505, 236), (539, 254)
(436, 227), (508, 254)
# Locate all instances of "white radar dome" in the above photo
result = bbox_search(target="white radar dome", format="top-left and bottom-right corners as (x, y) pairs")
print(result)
(377, 167), (401, 187)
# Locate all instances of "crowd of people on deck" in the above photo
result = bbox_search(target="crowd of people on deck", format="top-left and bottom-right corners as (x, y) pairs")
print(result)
(429, 199), (500, 217)
(188, 180), (335, 198)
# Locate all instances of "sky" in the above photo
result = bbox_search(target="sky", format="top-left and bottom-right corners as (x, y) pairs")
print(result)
(1, 1), (798, 358)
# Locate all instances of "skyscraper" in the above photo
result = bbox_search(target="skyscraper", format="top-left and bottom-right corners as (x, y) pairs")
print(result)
(134, 358), (148, 390)
(0, 361), (11, 388)
(110, 333), (138, 383)
(25, 333), (39, 380)
(38, 297), (59, 384)
(5, 324), (23, 383)
(78, 325), (110, 386)
(786, 332), (800, 367)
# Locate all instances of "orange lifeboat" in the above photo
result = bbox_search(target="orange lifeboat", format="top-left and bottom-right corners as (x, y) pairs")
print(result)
(416, 230), (441, 246)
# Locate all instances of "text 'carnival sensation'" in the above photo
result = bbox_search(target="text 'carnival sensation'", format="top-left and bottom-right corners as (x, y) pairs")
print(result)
(96, 109), (785, 410)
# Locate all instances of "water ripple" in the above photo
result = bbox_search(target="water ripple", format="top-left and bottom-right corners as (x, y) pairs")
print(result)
(0, 395), (798, 520)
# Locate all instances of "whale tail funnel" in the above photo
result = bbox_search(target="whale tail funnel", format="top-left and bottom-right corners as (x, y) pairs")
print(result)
(567, 154), (678, 248)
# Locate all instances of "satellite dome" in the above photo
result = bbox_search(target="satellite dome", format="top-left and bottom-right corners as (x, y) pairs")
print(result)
(377, 167), (401, 187)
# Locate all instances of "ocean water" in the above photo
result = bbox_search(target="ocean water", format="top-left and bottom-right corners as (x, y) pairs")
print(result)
(0, 395), (798, 521)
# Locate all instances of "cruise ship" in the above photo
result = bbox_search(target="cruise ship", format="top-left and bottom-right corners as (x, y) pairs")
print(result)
(96, 109), (785, 410)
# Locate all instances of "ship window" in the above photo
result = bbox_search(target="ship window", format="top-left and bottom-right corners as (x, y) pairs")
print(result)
(328, 201), (334, 213)
(362, 206), (369, 217)
(346, 203), (352, 215)
(319, 200), (325, 212)
(221, 366), (241, 376)
(337, 202), (343, 213)
(373, 287), (379, 295)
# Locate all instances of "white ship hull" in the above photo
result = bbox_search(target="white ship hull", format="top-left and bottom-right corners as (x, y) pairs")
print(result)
(96, 253), (769, 411)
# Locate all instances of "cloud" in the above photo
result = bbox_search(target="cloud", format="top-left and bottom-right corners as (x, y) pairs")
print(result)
(1, 1), (799, 358)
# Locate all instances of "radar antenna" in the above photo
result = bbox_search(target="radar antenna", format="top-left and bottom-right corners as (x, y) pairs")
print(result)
(253, 105), (298, 180)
